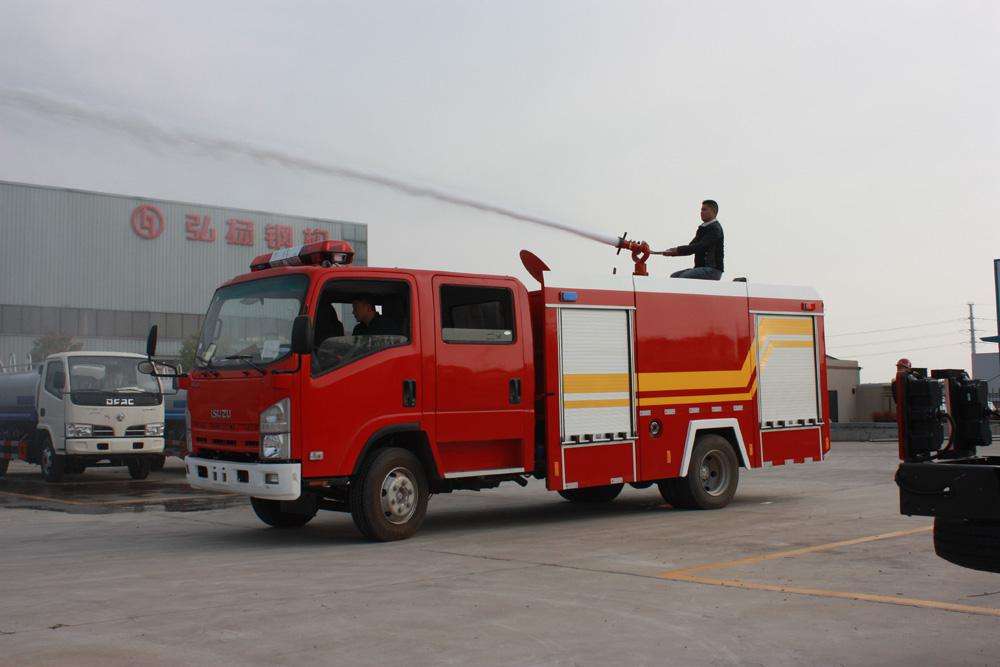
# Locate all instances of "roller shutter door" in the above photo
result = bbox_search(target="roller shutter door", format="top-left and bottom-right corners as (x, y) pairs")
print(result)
(756, 315), (820, 426)
(559, 308), (635, 442)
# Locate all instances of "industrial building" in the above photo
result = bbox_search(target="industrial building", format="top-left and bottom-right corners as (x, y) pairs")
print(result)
(826, 355), (860, 422)
(973, 351), (1000, 401)
(0, 181), (367, 367)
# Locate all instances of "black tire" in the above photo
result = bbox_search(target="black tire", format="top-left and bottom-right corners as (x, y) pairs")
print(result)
(127, 457), (151, 480)
(934, 517), (1000, 574)
(349, 447), (429, 541)
(149, 455), (166, 472)
(558, 483), (624, 503)
(658, 434), (739, 510)
(39, 435), (65, 482)
(0, 458), (9, 479)
(250, 496), (319, 528)
(65, 459), (87, 475)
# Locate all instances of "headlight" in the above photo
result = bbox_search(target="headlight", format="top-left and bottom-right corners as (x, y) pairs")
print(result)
(65, 423), (93, 438)
(145, 422), (165, 437)
(260, 398), (290, 459)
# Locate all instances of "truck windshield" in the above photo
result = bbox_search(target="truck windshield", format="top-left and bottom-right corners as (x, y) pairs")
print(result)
(197, 274), (309, 369)
(68, 356), (162, 406)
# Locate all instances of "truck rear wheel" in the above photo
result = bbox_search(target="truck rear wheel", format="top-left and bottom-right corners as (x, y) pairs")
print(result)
(934, 517), (1000, 574)
(349, 447), (429, 542)
(658, 434), (738, 510)
(127, 457), (151, 480)
(558, 484), (624, 503)
(39, 435), (65, 483)
(251, 496), (319, 528)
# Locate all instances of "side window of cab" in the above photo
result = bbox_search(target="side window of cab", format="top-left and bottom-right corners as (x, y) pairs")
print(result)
(439, 285), (515, 344)
(311, 278), (412, 376)
(43, 360), (65, 398)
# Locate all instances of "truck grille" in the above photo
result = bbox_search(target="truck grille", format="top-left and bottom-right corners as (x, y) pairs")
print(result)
(92, 425), (114, 437)
(125, 425), (146, 437)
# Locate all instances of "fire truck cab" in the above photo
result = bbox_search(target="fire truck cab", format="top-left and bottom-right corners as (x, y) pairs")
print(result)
(158, 241), (829, 541)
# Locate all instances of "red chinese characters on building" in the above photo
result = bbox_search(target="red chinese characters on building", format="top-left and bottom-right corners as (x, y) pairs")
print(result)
(185, 214), (217, 242)
(225, 219), (254, 246)
(265, 224), (294, 249)
(302, 227), (329, 244)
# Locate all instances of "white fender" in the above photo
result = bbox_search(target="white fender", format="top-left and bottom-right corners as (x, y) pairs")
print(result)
(679, 419), (750, 477)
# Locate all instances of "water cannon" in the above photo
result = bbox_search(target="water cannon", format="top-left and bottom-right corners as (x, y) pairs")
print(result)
(616, 232), (651, 276)
(251, 240), (355, 271)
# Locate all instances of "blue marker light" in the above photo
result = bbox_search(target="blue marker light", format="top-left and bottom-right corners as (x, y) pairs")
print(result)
(559, 291), (579, 302)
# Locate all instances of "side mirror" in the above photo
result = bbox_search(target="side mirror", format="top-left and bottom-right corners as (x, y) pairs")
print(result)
(138, 360), (182, 378)
(146, 325), (158, 359)
(290, 315), (313, 355)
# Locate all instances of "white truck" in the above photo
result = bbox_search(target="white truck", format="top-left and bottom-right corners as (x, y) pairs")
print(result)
(0, 351), (167, 481)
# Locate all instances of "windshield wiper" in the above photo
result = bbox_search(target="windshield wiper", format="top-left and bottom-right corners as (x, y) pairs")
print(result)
(224, 355), (266, 375)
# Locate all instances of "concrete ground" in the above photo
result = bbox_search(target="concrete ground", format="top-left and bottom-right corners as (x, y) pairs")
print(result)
(0, 442), (998, 666)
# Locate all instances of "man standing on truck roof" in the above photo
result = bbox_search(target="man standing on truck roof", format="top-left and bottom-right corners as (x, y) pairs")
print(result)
(661, 200), (724, 280)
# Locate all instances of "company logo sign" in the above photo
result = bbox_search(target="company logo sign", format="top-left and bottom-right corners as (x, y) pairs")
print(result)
(106, 398), (136, 406)
(130, 204), (165, 240)
(128, 203), (334, 248)
(210, 409), (232, 420)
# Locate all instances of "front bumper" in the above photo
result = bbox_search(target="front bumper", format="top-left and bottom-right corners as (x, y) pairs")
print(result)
(186, 456), (302, 500)
(65, 437), (165, 455)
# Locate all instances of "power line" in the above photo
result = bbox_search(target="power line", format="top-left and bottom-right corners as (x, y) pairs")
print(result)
(827, 318), (963, 338)
(828, 330), (961, 350)
(841, 341), (968, 358)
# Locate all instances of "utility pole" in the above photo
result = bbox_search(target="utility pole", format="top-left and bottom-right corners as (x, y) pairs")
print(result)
(968, 302), (977, 370)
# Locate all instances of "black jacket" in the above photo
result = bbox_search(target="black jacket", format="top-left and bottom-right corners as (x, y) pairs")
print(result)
(352, 313), (395, 336)
(676, 220), (724, 271)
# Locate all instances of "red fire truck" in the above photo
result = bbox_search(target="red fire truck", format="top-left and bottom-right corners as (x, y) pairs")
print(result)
(145, 240), (830, 540)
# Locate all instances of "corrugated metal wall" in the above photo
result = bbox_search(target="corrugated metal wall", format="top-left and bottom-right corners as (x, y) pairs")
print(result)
(0, 181), (367, 314)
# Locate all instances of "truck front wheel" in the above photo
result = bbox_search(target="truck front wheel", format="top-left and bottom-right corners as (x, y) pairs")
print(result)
(658, 434), (738, 510)
(127, 457), (151, 480)
(558, 484), (624, 503)
(251, 496), (319, 528)
(39, 436), (65, 483)
(934, 517), (1000, 574)
(349, 447), (429, 541)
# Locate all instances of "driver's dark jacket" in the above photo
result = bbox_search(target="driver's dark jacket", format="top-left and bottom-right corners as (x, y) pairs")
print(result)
(352, 314), (395, 336)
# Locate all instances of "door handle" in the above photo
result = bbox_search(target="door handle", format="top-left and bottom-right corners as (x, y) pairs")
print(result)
(402, 379), (417, 407)
(509, 378), (522, 405)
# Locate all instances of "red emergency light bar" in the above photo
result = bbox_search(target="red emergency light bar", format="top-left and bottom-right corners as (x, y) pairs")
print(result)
(250, 240), (355, 271)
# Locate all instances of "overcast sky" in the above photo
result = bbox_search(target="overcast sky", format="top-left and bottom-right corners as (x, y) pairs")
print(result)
(1, 0), (997, 381)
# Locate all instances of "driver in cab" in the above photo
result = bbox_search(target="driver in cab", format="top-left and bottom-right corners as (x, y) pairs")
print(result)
(351, 298), (395, 335)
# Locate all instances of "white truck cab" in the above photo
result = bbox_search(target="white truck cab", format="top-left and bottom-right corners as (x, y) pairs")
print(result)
(34, 352), (166, 481)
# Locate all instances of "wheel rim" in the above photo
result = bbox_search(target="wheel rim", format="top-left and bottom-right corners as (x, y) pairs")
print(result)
(380, 467), (418, 525)
(41, 446), (53, 474)
(698, 449), (730, 497)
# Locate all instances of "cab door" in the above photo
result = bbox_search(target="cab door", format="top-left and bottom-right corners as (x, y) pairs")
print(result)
(39, 359), (67, 450)
(299, 274), (423, 477)
(432, 277), (532, 477)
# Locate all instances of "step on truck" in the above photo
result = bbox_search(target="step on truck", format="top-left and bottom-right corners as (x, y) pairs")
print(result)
(0, 351), (168, 481)
(144, 240), (831, 541)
